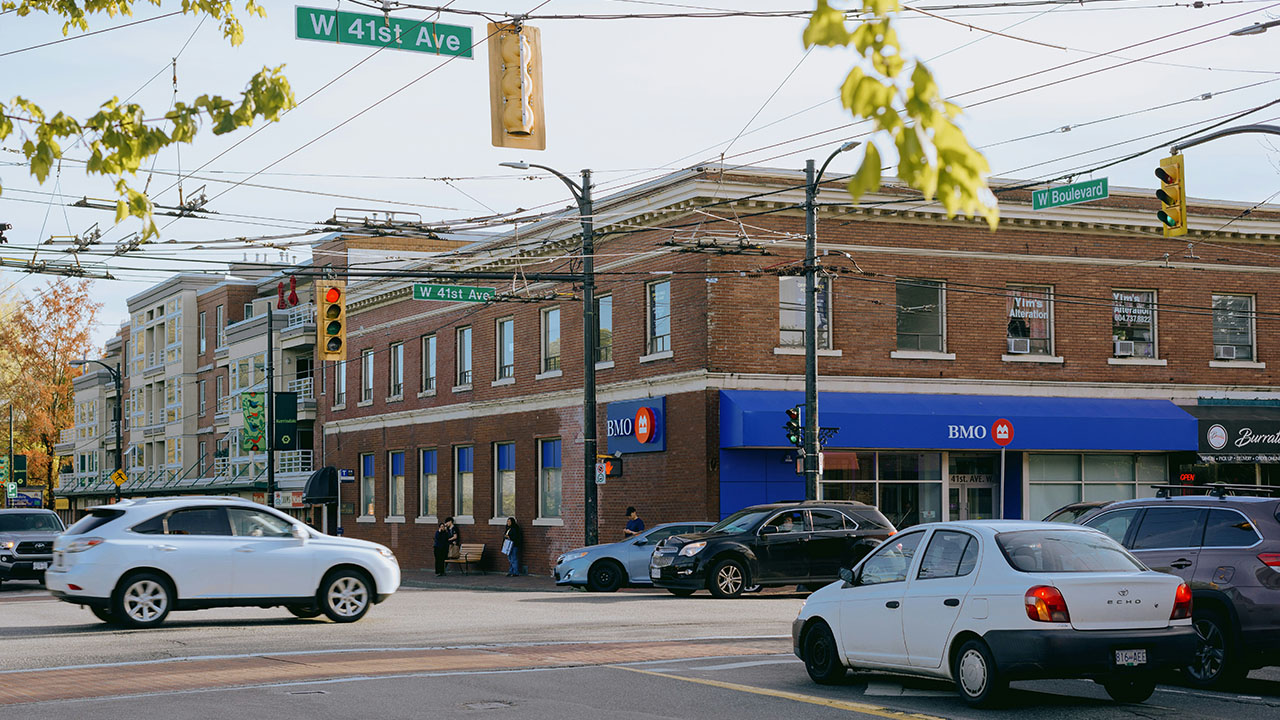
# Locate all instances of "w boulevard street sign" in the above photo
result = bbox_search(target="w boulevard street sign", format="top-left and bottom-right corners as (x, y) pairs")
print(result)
(295, 6), (473, 58)
(1032, 178), (1109, 210)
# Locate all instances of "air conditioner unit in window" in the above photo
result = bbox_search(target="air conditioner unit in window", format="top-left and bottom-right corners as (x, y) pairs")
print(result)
(1007, 338), (1031, 354)
(1114, 340), (1135, 357)
(1215, 345), (1237, 360)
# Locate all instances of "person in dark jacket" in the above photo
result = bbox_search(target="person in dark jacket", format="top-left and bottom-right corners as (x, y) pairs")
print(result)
(433, 517), (459, 576)
(503, 517), (523, 576)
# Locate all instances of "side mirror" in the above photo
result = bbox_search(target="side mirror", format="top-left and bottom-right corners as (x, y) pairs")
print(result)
(759, 526), (779, 536)
(291, 524), (308, 541)
(633, 538), (648, 546)
(838, 567), (855, 585)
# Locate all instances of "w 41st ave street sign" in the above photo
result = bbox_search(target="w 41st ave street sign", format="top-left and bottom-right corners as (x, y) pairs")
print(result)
(295, 6), (473, 58)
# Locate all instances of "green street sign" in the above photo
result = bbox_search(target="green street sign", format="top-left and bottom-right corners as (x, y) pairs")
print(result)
(414, 284), (496, 303)
(5, 482), (14, 499)
(295, 6), (473, 58)
(1032, 178), (1109, 210)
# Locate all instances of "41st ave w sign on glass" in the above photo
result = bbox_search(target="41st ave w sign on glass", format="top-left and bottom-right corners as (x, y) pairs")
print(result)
(295, 6), (473, 58)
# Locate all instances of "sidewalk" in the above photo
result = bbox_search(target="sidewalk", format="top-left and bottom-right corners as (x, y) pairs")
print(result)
(400, 567), (563, 592)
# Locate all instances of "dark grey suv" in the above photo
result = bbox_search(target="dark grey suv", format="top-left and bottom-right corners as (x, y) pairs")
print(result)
(1075, 485), (1280, 688)
(0, 508), (65, 586)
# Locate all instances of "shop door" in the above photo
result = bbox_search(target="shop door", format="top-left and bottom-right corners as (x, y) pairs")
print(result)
(948, 454), (999, 521)
(948, 484), (997, 520)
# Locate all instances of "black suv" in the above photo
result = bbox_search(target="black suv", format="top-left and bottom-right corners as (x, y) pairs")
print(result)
(649, 501), (896, 598)
(1075, 484), (1280, 687)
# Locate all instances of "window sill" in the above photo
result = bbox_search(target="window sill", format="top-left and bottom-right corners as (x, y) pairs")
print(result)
(533, 517), (564, 527)
(1108, 357), (1167, 366)
(1001, 354), (1064, 364)
(417, 389), (437, 399)
(385, 395), (404, 404)
(454, 515), (475, 525)
(488, 517), (511, 525)
(356, 400), (373, 408)
(773, 347), (841, 357)
(890, 350), (955, 361)
(385, 515), (405, 524)
(414, 515), (437, 525)
(356, 515), (377, 524)
(595, 360), (614, 371)
(331, 403), (347, 412)
(1209, 360), (1266, 369)
(452, 384), (473, 394)
(535, 369), (562, 381)
(639, 350), (674, 364)
(491, 377), (515, 387)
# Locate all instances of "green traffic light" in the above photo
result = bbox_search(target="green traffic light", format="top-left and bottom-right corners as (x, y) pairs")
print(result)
(1157, 211), (1177, 227)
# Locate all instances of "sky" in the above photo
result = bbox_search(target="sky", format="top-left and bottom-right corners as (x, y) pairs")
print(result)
(0, 0), (1277, 349)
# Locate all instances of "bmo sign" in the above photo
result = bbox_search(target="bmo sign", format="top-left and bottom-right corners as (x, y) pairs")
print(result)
(607, 397), (666, 454)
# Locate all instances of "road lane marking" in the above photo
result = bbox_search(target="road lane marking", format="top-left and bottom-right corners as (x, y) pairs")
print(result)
(615, 667), (947, 720)
(863, 680), (954, 698)
(688, 658), (803, 671)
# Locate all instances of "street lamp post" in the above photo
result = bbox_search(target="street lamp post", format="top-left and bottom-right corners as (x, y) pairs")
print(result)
(499, 161), (599, 546)
(802, 141), (860, 501)
(70, 359), (124, 501)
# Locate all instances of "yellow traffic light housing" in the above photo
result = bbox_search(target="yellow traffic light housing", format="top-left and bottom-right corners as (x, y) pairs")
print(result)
(1155, 154), (1187, 237)
(487, 22), (545, 150)
(317, 282), (347, 363)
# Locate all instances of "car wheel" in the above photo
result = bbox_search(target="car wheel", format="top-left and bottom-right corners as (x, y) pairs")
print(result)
(803, 621), (846, 685)
(708, 558), (748, 599)
(90, 606), (116, 624)
(1103, 676), (1156, 704)
(667, 588), (696, 597)
(287, 605), (323, 619)
(112, 573), (173, 629)
(1185, 608), (1246, 688)
(319, 569), (373, 623)
(586, 561), (624, 593)
(953, 639), (1006, 707)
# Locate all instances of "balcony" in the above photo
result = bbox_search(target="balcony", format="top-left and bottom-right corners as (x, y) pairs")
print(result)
(277, 449), (313, 475)
(286, 304), (315, 330)
(59, 428), (76, 443)
(287, 377), (314, 400)
(281, 304), (316, 350)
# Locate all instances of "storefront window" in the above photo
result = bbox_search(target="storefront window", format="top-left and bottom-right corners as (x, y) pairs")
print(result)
(1006, 284), (1053, 356)
(1112, 290), (1156, 358)
(880, 483), (942, 529)
(819, 452), (940, 528)
(1028, 454), (1164, 521)
(818, 452), (874, 502)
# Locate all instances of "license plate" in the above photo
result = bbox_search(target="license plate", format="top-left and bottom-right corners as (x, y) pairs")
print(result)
(1115, 649), (1147, 667)
(650, 567), (661, 579)
(33, 562), (48, 571)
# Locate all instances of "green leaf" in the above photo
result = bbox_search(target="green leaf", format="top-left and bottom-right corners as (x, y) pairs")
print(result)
(804, 0), (852, 47)
(846, 143), (882, 202)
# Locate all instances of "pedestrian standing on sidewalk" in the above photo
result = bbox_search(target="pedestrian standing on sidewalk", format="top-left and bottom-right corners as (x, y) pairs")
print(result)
(502, 516), (523, 576)
(433, 516), (459, 576)
(623, 506), (645, 538)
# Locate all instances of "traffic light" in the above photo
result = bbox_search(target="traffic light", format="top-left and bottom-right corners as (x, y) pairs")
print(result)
(241, 392), (266, 452)
(317, 282), (347, 363)
(783, 406), (804, 448)
(0, 455), (8, 483)
(1155, 154), (1187, 237)
(487, 22), (545, 150)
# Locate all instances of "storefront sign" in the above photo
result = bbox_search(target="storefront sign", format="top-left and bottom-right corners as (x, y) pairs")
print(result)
(950, 474), (994, 485)
(9, 490), (42, 507)
(1113, 292), (1153, 325)
(606, 397), (666, 454)
(274, 490), (306, 509)
(1197, 419), (1280, 453)
(992, 418), (1014, 447)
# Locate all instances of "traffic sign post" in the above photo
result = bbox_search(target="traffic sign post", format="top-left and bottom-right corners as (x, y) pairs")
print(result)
(295, 6), (473, 58)
(1031, 178), (1108, 210)
(991, 418), (1014, 520)
(594, 462), (607, 485)
(111, 468), (128, 487)
(4, 482), (14, 499)
(413, 284), (496, 303)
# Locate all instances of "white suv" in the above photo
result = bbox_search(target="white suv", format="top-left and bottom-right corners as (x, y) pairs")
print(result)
(46, 496), (400, 628)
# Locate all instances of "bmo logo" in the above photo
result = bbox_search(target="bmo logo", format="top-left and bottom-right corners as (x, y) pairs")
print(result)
(606, 398), (666, 454)
(947, 424), (988, 440)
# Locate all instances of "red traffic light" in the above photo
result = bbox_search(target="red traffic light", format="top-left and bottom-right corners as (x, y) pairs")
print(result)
(1154, 167), (1176, 184)
(786, 407), (800, 422)
(325, 287), (342, 303)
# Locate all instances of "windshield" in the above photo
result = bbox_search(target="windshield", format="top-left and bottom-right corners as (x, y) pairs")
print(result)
(1044, 505), (1099, 523)
(997, 529), (1145, 573)
(708, 510), (771, 534)
(0, 513), (63, 532)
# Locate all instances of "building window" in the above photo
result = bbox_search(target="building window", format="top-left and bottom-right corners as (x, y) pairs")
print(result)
(388, 451), (405, 517)
(389, 342), (404, 397)
(419, 448), (437, 518)
(215, 305), (225, 348)
(1212, 294), (1254, 361)
(779, 276), (831, 349)
(541, 308), (560, 372)
(216, 375), (225, 407)
(496, 317), (515, 379)
(1006, 284), (1053, 356)
(243, 302), (254, 320)
(454, 445), (474, 516)
(198, 311), (207, 353)
(495, 442), (515, 517)
(335, 360), (347, 406)
(198, 441), (207, 473)
(421, 334), (436, 392)
(1112, 290), (1156, 358)
(360, 349), (374, 402)
(596, 294), (613, 363)
(647, 280), (672, 355)
(896, 279), (944, 352)
(456, 326), (472, 386)
(198, 379), (207, 416)
(1027, 454), (1164, 521)
(229, 353), (266, 393)
(538, 438), (562, 519)
(359, 453), (375, 517)
(818, 451), (941, 529)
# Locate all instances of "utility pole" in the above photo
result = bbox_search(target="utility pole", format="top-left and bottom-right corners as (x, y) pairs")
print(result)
(112, 364), (122, 502)
(266, 301), (275, 507)
(6, 404), (11, 509)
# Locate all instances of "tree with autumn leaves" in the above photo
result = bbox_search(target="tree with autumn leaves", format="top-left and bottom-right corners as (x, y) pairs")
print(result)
(0, 280), (102, 500)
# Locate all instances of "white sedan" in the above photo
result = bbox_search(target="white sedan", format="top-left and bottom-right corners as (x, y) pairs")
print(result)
(47, 496), (400, 628)
(793, 520), (1196, 706)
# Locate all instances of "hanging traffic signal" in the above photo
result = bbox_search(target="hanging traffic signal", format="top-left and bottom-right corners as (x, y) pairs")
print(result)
(0, 455), (8, 482)
(1155, 154), (1187, 237)
(487, 22), (545, 150)
(317, 282), (347, 362)
(783, 405), (804, 448)
(241, 392), (266, 452)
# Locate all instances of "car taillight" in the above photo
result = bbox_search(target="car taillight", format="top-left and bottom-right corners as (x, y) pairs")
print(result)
(1259, 553), (1280, 571)
(64, 537), (104, 553)
(1025, 585), (1070, 623)
(1170, 583), (1192, 620)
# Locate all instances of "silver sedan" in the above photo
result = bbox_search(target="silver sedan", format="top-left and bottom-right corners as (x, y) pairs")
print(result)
(554, 521), (713, 592)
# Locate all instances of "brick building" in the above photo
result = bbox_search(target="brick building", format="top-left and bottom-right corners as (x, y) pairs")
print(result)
(321, 166), (1280, 574)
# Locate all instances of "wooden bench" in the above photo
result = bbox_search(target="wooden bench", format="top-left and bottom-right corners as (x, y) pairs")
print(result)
(445, 543), (486, 575)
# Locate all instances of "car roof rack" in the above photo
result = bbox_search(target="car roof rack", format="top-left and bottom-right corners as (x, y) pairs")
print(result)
(1150, 483), (1280, 499)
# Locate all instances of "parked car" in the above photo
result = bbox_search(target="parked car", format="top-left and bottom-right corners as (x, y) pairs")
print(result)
(1075, 485), (1280, 687)
(793, 521), (1196, 707)
(0, 508), (65, 586)
(46, 496), (400, 628)
(649, 501), (896, 598)
(1042, 500), (1114, 524)
(554, 521), (714, 592)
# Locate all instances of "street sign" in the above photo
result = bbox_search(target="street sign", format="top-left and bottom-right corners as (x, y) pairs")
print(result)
(111, 469), (128, 487)
(594, 462), (607, 485)
(295, 6), (473, 58)
(5, 482), (15, 498)
(413, 284), (496, 303)
(338, 468), (356, 484)
(1031, 178), (1108, 210)
(992, 418), (1015, 447)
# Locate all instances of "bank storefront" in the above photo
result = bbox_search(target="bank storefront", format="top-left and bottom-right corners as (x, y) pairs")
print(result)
(718, 391), (1197, 528)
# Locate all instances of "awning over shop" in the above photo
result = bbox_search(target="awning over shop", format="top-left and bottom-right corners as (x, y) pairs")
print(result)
(720, 390), (1197, 451)
(1183, 404), (1280, 457)
(302, 465), (338, 505)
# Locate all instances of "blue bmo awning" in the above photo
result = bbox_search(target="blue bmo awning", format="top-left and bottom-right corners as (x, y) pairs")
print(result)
(719, 390), (1197, 452)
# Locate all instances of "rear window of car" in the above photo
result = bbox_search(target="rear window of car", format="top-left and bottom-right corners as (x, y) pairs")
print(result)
(851, 509), (895, 531)
(997, 529), (1144, 573)
(0, 512), (63, 532)
(1202, 509), (1260, 547)
(64, 509), (124, 535)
